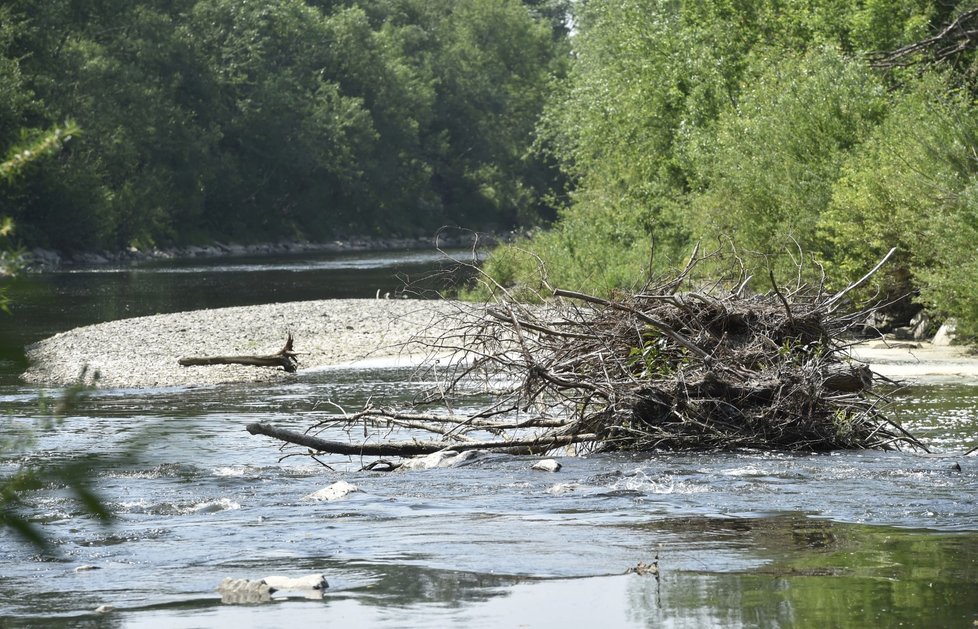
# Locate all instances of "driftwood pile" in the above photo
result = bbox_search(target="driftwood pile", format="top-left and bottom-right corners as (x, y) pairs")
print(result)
(248, 248), (926, 461)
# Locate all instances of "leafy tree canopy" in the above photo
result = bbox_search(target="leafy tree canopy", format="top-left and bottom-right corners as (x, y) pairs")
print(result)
(0, 0), (568, 250)
(483, 0), (978, 337)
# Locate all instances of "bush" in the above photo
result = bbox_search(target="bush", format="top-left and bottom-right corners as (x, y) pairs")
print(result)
(820, 71), (978, 333)
(687, 47), (886, 266)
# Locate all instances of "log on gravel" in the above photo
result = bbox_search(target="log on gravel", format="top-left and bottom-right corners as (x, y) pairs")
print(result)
(179, 334), (299, 373)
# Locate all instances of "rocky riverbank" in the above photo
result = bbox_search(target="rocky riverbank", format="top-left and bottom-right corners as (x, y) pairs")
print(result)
(23, 299), (477, 389)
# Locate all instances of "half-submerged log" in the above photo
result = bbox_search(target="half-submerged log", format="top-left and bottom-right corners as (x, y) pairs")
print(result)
(179, 334), (299, 373)
(246, 421), (596, 456)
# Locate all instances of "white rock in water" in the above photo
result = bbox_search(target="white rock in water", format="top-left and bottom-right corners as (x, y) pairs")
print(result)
(74, 564), (100, 572)
(399, 450), (460, 470)
(263, 573), (328, 591)
(303, 480), (360, 501)
(399, 449), (489, 470)
(94, 605), (115, 614)
(532, 459), (562, 472)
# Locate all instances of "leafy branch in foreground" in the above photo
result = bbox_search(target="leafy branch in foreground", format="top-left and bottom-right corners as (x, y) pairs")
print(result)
(0, 122), (79, 183)
(1, 367), (115, 552)
(1, 122), (79, 310)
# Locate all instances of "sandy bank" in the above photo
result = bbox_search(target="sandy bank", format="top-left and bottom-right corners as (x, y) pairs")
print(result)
(22, 299), (978, 389)
(848, 339), (978, 384)
(22, 299), (477, 389)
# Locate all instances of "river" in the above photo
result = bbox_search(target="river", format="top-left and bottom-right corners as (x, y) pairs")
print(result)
(1, 249), (976, 628)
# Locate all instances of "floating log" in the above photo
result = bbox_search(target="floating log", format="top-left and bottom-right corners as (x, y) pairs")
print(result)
(179, 334), (299, 373)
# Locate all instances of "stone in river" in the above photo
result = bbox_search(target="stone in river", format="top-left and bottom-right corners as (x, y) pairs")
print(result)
(532, 459), (562, 472)
(303, 480), (360, 501)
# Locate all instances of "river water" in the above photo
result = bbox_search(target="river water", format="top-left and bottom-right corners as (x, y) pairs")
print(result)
(1, 250), (976, 628)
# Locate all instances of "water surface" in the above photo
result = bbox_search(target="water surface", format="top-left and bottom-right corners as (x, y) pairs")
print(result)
(1, 251), (976, 627)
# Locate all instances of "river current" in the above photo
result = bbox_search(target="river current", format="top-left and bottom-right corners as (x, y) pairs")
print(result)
(1, 250), (976, 628)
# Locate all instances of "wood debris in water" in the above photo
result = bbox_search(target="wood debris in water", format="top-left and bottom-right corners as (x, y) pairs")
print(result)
(248, 247), (927, 460)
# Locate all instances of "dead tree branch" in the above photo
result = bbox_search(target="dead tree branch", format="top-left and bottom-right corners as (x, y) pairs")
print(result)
(869, 9), (978, 68)
(179, 334), (299, 373)
(247, 421), (598, 456)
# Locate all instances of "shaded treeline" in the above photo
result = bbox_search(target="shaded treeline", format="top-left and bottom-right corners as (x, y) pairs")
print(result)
(0, 0), (569, 250)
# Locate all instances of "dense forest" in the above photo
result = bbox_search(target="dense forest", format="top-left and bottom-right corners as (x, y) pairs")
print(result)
(0, 0), (569, 249)
(484, 1), (978, 337)
(6, 1), (978, 334)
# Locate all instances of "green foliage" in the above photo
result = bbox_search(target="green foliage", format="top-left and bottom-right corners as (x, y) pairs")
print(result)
(847, 0), (936, 52)
(501, 0), (755, 293)
(822, 71), (978, 334)
(429, 0), (567, 228)
(0, 122), (78, 312)
(484, 0), (978, 341)
(473, 199), (670, 300)
(688, 47), (886, 263)
(0, 124), (78, 182)
(0, 0), (567, 249)
(921, 180), (978, 337)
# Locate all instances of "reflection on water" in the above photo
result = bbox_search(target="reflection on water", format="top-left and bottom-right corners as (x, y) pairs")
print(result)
(889, 382), (978, 453)
(2, 252), (977, 627)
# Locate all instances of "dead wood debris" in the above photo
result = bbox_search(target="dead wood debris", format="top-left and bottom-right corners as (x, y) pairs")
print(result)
(869, 8), (978, 68)
(250, 247), (927, 460)
(179, 333), (299, 373)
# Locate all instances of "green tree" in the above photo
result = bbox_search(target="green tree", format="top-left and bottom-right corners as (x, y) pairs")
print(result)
(0, 0), (569, 250)
(481, 0), (754, 295)
(687, 47), (886, 262)
(821, 71), (978, 333)
(186, 0), (377, 239)
(480, 0), (963, 299)
(430, 0), (566, 229)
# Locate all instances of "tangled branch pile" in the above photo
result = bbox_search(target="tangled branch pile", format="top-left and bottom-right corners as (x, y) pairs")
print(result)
(248, 248), (926, 459)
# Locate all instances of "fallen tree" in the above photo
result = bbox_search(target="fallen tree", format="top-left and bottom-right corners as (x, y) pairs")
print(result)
(249, 247), (927, 460)
(179, 334), (299, 373)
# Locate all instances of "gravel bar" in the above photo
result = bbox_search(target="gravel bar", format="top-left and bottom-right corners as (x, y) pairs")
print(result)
(22, 298), (978, 389)
(23, 299), (475, 389)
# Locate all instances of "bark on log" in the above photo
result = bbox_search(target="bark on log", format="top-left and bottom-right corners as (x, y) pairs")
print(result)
(179, 334), (299, 373)
(245, 421), (597, 456)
